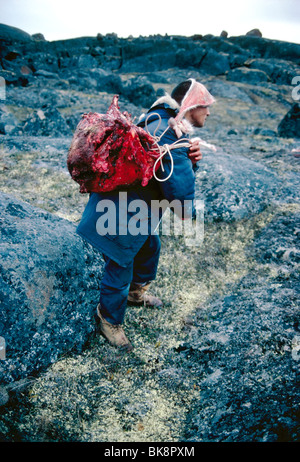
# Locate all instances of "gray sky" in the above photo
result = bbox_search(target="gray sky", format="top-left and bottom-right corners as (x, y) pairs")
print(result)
(1, 0), (299, 43)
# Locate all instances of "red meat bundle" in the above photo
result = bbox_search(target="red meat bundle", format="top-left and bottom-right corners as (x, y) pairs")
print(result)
(67, 95), (160, 193)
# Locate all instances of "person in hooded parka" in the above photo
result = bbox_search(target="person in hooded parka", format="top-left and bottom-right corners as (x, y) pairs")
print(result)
(76, 78), (215, 351)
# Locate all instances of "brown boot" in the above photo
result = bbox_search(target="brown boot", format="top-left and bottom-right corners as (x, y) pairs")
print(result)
(127, 282), (163, 307)
(96, 304), (133, 352)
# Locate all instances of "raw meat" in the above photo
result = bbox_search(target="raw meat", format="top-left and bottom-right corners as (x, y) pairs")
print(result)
(67, 95), (160, 193)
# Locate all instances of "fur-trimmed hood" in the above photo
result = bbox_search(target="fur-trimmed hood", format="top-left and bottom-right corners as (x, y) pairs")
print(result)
(150, 94), (180, 111)
(149, 79), (215, 137)
(148, 94), (194, 137)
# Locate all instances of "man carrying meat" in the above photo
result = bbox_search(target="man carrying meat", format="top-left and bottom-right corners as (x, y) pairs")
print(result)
(76, 78), (215, 351)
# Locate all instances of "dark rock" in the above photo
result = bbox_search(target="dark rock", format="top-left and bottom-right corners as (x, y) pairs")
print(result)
(0, 44), (9, 60)
(278, 103), (300, 138)
(34, 69), (59, 79)
(195, 150), (280, 222)
(121, 76), (156, 107)
(32, 33), (46, 41)
(57, 56), (78, 70)
(184, 279), (299, 440)
(119, 36), (181, 71)
(245, 58), (299, 85)
(69, 74), (98, 91)
(145, 73), (169, 84)
(253, 128), (277, 137)
(202, 36), (250, 58)
(121, 53), (176, 72)
(0, 69), (30, 87)
(251, 211), (300, 275)
(0, 192), (104, 385)
(228, 52), (251, 69)
(30, 53), (59, 74)
(0, 386), (9, 406)
(226, 66), (270, 84)
(121, 37), (176, 62)
(199, 49), (230, 75)
(229, 36), (300, 62)
(230, 34), (268, 57)
(1, 58), (34, 83)
(263, 40), (300, 62)
(90, 45), (105, 58)
(191, 34), (203, 41)
(0, 23), (33, 42)
(22, 107), (71, 137)
(175, 46), (207, 69)
(156, 88), (166, 97)
(3, 50), (21, 61)
(0, 107), (19, 132)
(0, 134), (72, 165)
(40, 88), (59, 106)
(97, 73), (123, 94)
(77, 54), (98, 68)
(182, 210), (299, 442)
(206, 80), (253, 103)
(177, 39), (235, 75)
(0, 107), (19, 135)
(60, 67), (101, 91)
(246, 28), (262, 37)
(220, 31), (228, 38)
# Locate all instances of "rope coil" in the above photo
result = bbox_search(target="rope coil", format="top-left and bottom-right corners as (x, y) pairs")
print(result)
(144, 112), (190, 182)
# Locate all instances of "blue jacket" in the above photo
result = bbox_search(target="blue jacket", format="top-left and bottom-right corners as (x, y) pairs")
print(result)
(76, 102), (197, 267)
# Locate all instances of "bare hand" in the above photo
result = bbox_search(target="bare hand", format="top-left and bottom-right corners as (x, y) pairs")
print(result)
(188, 139), (202, 164)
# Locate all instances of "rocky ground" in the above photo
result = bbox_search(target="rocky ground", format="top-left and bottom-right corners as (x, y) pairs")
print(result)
(0, 24), (299, 442)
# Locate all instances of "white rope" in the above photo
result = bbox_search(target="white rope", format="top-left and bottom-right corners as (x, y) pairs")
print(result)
(144, 112), (190, 182)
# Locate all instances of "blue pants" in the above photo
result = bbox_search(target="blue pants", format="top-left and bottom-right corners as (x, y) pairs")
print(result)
(99, 234), (161, 325)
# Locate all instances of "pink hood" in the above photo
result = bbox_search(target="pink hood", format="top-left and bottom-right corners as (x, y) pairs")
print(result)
(175, 78), (215, 121)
